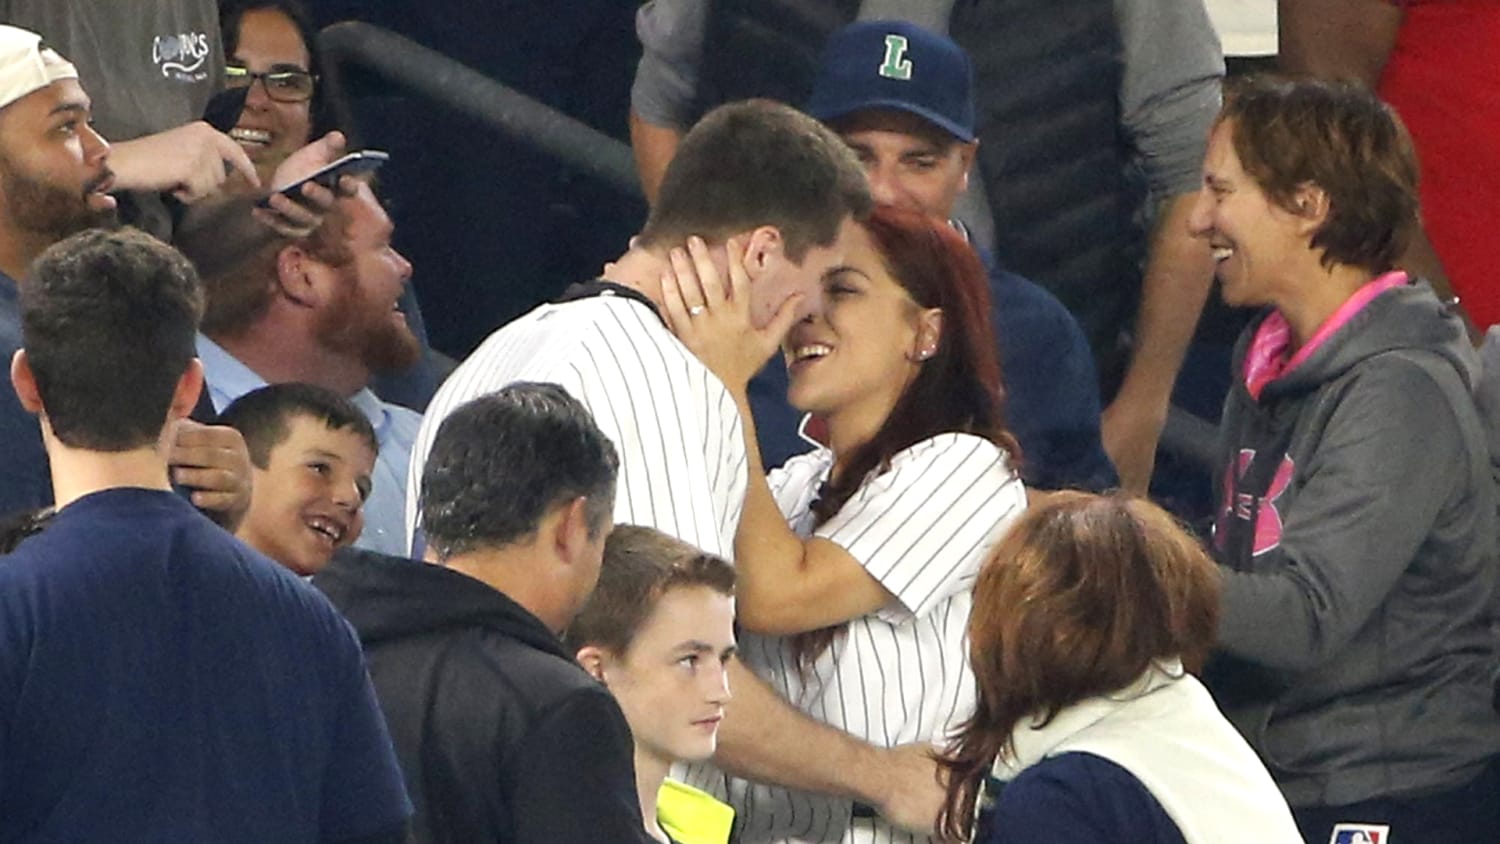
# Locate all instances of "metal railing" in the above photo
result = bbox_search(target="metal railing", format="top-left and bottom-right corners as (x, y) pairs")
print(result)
(318, 21), (641, 197)
(317, 19), (1220, 480)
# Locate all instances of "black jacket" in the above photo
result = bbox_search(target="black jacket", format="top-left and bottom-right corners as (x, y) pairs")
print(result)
(317, 549), (650, 844)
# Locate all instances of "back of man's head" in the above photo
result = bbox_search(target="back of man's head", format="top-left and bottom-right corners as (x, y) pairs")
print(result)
(638, 99), (872, 261)
(420, 383), (618, 560)
(21, 227), (203, 451)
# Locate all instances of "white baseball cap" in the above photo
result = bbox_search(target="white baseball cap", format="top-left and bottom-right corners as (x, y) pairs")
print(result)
(0, 25), (78, 113)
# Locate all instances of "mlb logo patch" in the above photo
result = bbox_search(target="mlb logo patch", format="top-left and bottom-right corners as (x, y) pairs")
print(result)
(1330, 823), (1390, 844)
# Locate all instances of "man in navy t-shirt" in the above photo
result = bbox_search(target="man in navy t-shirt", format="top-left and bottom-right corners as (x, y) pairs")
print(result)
(0, 227), (411, 842)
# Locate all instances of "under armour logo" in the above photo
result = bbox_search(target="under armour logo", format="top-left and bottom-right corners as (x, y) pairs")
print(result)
(879, 34), (912, 80)
(1214, 449), (1295, 556)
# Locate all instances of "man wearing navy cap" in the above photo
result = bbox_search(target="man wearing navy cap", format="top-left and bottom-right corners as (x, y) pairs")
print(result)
(789, 20), (1118, 493)
(630, 0), (1224, 497)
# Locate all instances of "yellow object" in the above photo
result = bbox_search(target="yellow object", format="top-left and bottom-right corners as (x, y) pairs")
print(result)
(657, 778), (734, 844)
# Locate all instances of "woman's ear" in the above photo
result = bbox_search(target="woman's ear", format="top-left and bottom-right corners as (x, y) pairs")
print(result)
(910, 308), (944, 361)
(574, 645), (609, 684)
(1290, 181), (1331, 237)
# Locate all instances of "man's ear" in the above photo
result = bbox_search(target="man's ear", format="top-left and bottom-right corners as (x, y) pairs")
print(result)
(574, 645), (609, 683)
(742, 225), (787, 280)
(275, 244), (321, 308)
(10, 349), (42, 413)
(957, 140), (979, 195)
(553, 495), (595, 565)
(1290, 182), (1331, 237)
(168, 359), (205, 422)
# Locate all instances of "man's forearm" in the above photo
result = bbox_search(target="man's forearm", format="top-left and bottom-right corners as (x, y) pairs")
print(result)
(714, 660), (944, 834)
(1120, 194), (1215, 404)
(630, 110), (684, 206)
(715, 659), (881, 800)
(1101, 193), (1216, 492)
(1277, 0), (1402, 87)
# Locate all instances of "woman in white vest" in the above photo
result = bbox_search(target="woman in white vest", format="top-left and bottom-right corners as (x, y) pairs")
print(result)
(937, 492), (1300, 844)
(661, 202), (1027, 844)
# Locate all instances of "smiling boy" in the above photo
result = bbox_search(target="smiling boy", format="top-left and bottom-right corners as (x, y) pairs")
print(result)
(219, 382), (377, 575)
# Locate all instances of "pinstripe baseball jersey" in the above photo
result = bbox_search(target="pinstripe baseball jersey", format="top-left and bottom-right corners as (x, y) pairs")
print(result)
(406, 284), (747, 557)
(684, 432), (1025, 844)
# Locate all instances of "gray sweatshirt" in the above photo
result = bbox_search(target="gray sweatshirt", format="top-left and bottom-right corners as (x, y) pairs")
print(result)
(1209, 281), (1500, 808)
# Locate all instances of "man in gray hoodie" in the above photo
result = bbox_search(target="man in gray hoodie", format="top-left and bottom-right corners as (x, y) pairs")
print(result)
(1190, 76), (1500, 843)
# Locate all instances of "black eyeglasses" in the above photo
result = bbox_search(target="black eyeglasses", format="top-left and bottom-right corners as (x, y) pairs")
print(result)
(224, 65), (317, 102)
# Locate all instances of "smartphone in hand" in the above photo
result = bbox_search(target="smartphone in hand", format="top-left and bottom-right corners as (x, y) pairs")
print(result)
(256, 150), (389, 208)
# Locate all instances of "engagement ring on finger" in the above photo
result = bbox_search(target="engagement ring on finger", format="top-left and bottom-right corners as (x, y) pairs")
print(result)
(689, 305), (705, 316)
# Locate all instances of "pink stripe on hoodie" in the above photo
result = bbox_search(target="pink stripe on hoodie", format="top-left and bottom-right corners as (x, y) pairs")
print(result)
(1244, 272), (1409, 400)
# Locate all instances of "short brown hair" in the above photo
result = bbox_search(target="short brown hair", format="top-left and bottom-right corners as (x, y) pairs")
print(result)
(24, 228), (204, 451)
(564, 525), (736, 656)
(1221, 75), (1419, 273)
(638, 99), (872, 262)
(201, 205), (352, 337)
(936, 492), (1221, 840)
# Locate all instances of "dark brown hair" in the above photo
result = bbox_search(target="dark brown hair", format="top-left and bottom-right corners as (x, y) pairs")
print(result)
(220, 0), (329, 135)
(564, 525), (736, 656)
(792, 203), (1020, 668)
(638, 99), (872, 262)
(217, 381), (377, 469)
(1221, 75), (1419, 273)
(23, 228), (204, 451)
(935, 492), (1221, 840)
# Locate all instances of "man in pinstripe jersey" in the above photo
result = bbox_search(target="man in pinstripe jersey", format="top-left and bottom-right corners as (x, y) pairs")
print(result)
(411, 100), (954, 835)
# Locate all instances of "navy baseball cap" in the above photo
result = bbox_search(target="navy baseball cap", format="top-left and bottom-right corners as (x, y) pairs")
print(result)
(806, 20), (976, 143)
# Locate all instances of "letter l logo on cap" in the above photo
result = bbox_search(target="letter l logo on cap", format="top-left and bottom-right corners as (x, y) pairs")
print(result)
(879, 34), (912, 80)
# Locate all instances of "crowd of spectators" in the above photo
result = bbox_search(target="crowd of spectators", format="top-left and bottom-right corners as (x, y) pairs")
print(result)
(1, 2), (1498, 843)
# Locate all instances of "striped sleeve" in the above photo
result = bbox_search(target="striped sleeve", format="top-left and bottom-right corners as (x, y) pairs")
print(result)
(558, 306), (742, 558)
(815, 433), (1025, 620)
(405, 297), (746, 559)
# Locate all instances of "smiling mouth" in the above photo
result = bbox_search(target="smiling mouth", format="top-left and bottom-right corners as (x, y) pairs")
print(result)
(230, 127), (272, 146)
(305, 515), (347, 546)
(786, 343), (833, 370)
(1211, 245), (1234, 263)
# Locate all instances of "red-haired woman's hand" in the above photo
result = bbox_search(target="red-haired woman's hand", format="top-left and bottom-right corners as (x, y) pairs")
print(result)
(659, 235), (801, 393)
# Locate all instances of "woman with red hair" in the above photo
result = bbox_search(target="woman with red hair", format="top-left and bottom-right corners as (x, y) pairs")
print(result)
(662, 203), (1026, 844)
(937, 492), (1298, 844)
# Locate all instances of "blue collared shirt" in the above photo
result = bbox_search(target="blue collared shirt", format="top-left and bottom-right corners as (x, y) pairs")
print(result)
(196, 335), (421, 556)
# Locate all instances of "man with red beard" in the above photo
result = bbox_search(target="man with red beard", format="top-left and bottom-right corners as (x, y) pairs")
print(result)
(0, 24), (253, 527)
(197, 179), (422, 555)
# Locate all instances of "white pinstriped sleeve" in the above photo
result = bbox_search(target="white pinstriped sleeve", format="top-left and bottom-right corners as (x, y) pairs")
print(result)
(815, 433), (1025, 620)
(406, 296), (746, 559)
(553, 305), (745, 559)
